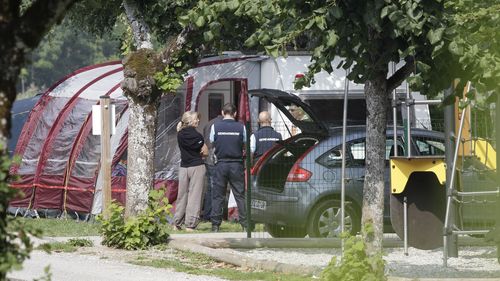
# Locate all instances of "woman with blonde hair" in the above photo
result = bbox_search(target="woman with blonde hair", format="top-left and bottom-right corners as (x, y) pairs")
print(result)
(173, 111), (207, 231)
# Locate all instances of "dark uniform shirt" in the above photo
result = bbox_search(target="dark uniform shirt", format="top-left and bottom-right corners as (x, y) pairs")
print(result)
(251, 126), (282, 158)
(177, 127), (204, 167)
(210, 119), (246, 162)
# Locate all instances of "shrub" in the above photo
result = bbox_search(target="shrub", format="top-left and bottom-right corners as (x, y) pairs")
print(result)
(320, 225), (387, 281)
(67, 238), (93, 247)
(0, 149), (40, 279)
(98, 187), (172, 250)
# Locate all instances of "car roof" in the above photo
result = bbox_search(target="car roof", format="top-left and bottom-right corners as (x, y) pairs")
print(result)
(325, 125), (444, 143)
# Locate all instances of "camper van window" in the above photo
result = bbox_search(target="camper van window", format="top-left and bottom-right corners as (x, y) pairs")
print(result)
(208, 93), (224, 120)
(305, 99), (366, 126)
(305, 98), (403, 127)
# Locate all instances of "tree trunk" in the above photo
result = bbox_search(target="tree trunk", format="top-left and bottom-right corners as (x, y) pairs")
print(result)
(122, 0), (158, 217)
(124, 98), (158, 216)
(0, 67), (20, 150)
(121, 1), (194, 217)
(0, 2), (76, 278)
(123, 0), (153, 50)
(362, 69), (389, 255)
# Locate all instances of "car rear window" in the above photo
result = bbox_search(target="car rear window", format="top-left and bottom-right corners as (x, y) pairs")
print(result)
(414, 137), (445, 156)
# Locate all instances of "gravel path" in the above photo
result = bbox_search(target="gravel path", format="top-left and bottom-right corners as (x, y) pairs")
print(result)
(10, 234), (500, 280)
(236, 246), (500, 279)
(8, 251), (227, 281)
(8, 237), (227, 281)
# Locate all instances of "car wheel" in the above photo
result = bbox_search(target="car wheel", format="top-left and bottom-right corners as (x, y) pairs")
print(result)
(307, 199), (360, 238)
(265, 224), (307, 238)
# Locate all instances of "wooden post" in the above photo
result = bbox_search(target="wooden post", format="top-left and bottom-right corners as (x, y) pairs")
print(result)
(100, 96), (112, 218)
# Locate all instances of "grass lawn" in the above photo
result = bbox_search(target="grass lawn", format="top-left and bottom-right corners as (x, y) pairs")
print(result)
(177, 221), (265, 233)
(12, 217), (101, 237)
(13, 217), (264, 237)
(131, 249), (313, 281)
(37, 238), (94, 253)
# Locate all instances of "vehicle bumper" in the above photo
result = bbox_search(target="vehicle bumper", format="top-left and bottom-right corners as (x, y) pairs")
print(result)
(249, 183), (315, 227)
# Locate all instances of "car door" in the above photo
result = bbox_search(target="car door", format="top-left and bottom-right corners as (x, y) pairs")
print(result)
(346, 136), (405, 223)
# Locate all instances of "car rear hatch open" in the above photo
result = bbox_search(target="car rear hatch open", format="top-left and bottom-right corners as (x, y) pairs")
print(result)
(249, 89), (328, 136)
(250, 89), (327, 192)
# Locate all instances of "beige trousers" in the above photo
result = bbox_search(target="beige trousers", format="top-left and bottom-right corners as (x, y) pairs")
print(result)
(174, 165), (206, 228)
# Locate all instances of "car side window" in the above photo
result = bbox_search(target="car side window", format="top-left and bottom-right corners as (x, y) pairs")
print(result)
(317, 137), (406, 169)
(414, 137), (445, 156)
(317, 139), (366, 168)
(316, 147), (344, 168)
(348, 139), (366, 167)
(386, 138), (405, 159)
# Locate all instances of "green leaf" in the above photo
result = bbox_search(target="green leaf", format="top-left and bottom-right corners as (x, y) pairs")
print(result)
(227, 0), (240, 10)
(203, 30), (214, 42)
(313, 45), (324, 58)
(218, 2), (227, 12)
(244, 34), (258, 47)
(178, 15), (190, 27)
(195, 16), (206, 28)
(305, 18), (315, 29)
(326, 31), (339, 47)
(265, 45), (279, 57)
(315, 16), (327, 30)
(427, 27), (445, 45)
(407, 75), (423, 89)
(380, 6), (390, 19)
(332, 6), (343, 19)
(449, 41), (463, 55)
(416, 61), (431, 73)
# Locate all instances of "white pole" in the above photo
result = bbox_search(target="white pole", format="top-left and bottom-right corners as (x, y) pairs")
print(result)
(341, 67), (350, 256)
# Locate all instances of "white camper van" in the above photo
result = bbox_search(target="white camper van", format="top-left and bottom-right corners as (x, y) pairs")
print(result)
(184, 52), (432, 137)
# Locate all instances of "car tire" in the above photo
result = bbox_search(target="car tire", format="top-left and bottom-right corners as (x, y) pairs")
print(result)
(307, 199), (360, 238)
(265, 224), (307, 238)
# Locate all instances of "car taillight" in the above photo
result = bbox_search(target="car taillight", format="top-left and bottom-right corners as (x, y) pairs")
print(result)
(286, 143), (317, 182)
(286, 166), (312, 182)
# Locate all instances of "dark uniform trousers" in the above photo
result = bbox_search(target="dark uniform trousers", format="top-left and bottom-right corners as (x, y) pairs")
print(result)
(211, 161), (246, 227)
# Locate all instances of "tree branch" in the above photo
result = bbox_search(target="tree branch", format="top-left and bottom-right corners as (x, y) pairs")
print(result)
(159, 24), (194, 65)
(17, 0), (76, 49)
(123, 0), (153, 50)
(387, 57), (415, 93)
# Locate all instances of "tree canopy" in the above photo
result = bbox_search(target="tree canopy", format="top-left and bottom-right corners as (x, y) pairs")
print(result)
(445, 0), (500, 95)
(185, 0), (499, 255)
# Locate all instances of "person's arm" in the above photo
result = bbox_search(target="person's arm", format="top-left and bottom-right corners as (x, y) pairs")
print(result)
(200, 144), (208, 157)
(242, 125), (247, 143)
(250, 134), (256, 153)
(209, 124), (215, 143)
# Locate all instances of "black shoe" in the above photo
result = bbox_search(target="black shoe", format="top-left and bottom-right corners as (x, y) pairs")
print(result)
(211, 225), (220, 232)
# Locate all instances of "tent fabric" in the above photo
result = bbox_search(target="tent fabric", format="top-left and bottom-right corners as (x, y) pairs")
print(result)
(9, 55), (265, 215)
(8, 95), (40, 155)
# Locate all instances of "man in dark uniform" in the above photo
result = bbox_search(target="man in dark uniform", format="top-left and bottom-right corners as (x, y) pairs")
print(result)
(250, 111), (282, 162)
(209, 103), (247, 232)
(201, 114), (223, 221)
